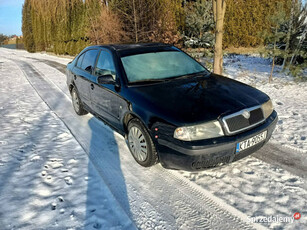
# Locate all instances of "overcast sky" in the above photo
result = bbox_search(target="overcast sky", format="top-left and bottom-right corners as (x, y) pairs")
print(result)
(0, 0), (306, 36)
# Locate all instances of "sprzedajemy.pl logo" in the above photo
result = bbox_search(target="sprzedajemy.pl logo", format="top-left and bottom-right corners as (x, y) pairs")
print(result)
(248, 212), (301, 223)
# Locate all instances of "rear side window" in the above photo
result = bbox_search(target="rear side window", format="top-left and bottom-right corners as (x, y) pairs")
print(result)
(95, 50), (116, 79)
(80, 49), (98, 73)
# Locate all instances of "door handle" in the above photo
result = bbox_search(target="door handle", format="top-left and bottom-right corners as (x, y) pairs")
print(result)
(91, 83), (94, 90)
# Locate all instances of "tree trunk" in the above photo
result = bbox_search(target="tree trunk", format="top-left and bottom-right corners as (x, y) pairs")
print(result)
(269, 56), (275, 83)
(132, 0), (138, 43)
(212, 0), (226, 75)
(270, 28), (277, 83)
(282, 0), (295, 70)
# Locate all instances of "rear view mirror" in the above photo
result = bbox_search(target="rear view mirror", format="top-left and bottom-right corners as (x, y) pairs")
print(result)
(97, 74), (115, 84)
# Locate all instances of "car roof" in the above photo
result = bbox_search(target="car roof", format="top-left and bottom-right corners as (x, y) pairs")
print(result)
(89, 43), (170, 50)
(112, 43), (172, 51)
(87, 43), (178, 57)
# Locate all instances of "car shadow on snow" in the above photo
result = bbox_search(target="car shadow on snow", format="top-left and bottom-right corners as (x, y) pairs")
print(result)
(85, 117), (133, 229)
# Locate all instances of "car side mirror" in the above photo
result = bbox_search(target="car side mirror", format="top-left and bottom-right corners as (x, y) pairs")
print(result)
(97, 74), (115, 85)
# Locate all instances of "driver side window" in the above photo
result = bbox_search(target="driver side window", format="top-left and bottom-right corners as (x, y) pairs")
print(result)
(95, 50), (116, 79)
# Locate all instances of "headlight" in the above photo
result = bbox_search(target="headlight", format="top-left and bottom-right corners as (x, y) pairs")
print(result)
(261, 99), (274, 119)
(174, 120), (224, 141)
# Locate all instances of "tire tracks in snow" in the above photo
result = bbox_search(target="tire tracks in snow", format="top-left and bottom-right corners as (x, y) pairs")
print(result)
(13, 59), (266, 229)
(9, 59), (136, 229)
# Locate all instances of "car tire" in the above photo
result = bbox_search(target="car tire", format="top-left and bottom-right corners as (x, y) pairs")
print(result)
(127, 119), (158, 167)
(71, 87), (88, 116)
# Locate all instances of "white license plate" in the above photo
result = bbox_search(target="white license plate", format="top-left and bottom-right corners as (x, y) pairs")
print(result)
(236, 131), (267, 153)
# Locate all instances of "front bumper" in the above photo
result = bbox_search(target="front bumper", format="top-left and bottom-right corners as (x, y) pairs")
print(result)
(155, 111), (278, 171)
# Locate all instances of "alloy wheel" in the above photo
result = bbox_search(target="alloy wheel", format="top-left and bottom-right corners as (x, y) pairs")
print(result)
(128, 126), (148, 162)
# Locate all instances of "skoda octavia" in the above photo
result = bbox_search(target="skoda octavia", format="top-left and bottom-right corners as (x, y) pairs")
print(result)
(66, 43), (277, 171)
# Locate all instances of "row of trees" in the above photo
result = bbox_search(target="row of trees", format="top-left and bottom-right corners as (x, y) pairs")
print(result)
(22, 0), (98, 54)
(22, 0), (183, 55)
(223, 0), (292, 47)
(22, 0), (306, 75)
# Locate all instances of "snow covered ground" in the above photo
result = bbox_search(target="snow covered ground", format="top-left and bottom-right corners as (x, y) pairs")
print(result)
(0, 48), (306, 229)
(224, 55), (307, 153)
(0, 51), (134, 229)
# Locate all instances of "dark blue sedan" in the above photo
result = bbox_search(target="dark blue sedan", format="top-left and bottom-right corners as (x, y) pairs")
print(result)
(66, 43), (278, 171)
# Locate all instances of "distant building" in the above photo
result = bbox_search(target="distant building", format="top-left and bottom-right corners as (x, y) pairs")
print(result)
(1, 35), (24, 49)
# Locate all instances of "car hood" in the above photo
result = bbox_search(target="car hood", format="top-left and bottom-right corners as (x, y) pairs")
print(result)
(127, 73), (269, 126)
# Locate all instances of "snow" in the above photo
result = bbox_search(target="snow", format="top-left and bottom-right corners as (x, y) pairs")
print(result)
(0, 52), (134, 229)
(180, 157), (307, 229)
(223, 54), (307, 153)
(0, 48), (306, 229)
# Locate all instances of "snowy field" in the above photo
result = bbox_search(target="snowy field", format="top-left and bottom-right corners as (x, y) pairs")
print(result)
(0, 48), (306, 229)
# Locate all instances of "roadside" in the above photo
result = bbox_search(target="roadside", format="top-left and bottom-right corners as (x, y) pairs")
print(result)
(0, 56), (134, 229)
(1, 47), (306, 229)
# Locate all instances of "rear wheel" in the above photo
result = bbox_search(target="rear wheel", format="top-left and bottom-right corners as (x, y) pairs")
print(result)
(127, 119), (158, 167)
(71, 87), (88, 115)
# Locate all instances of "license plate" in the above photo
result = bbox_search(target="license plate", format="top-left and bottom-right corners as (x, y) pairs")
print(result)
(236, 131), (267, 153)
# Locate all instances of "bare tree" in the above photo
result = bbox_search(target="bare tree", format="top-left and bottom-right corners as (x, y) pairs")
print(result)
(87, 6), (126, 45)
(112, 0), (180, 44)
(212, 0), (226, 75)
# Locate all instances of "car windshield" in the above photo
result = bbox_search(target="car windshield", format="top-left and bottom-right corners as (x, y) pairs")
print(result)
(121, 51), (208, 83)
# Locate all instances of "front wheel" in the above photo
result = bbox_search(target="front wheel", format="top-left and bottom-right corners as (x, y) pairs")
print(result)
(71, 87), (88, 115)
(127, 119), (158, 167)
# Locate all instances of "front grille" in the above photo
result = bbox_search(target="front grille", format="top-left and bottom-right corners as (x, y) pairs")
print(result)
(223, 106), (264, 134)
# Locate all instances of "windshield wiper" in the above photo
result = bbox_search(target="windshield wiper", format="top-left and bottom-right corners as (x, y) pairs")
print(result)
(130, 71), (209, 84)
(168, 71), (209, 80)
(131, 79), (170, 84)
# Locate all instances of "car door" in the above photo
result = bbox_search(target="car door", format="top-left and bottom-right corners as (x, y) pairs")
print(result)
(73, 49), (98, 107)
(91, 49), (122, 130)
